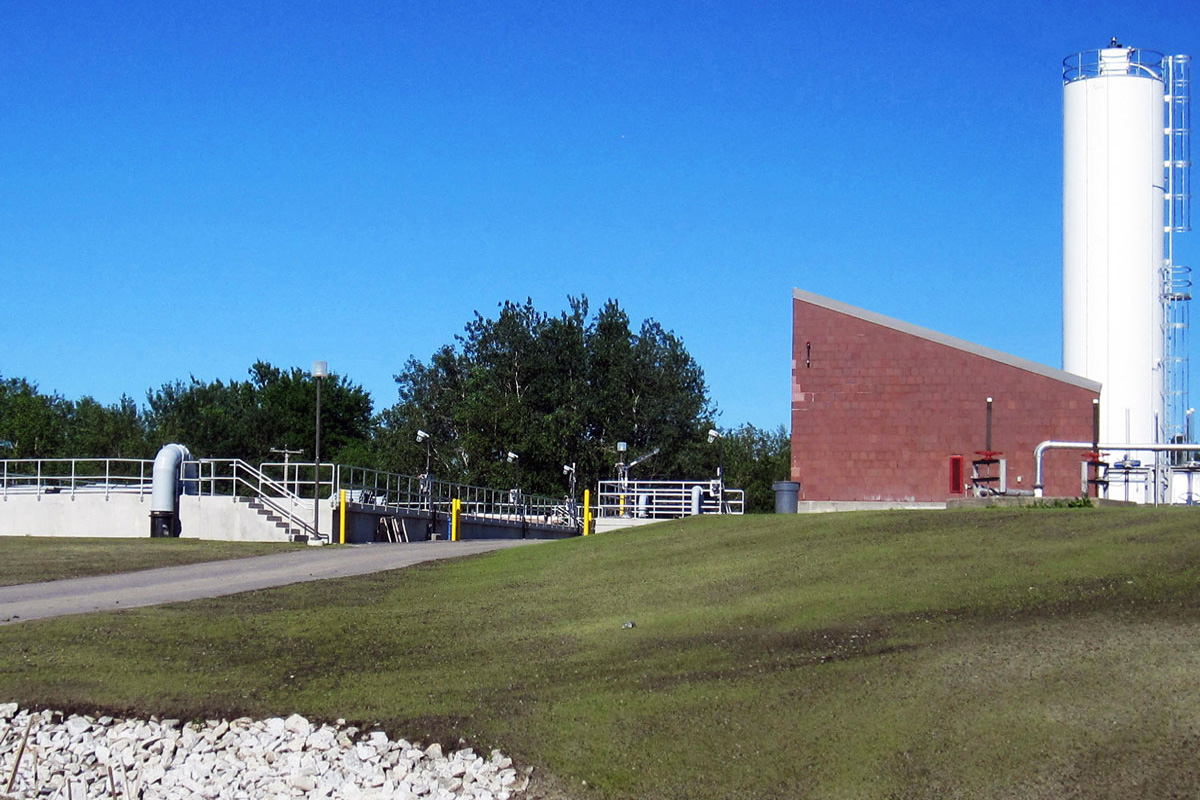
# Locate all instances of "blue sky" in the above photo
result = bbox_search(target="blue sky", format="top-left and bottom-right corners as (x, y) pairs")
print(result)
(1, 1), (1197, 431)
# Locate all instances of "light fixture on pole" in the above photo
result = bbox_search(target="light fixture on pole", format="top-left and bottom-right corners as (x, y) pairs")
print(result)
(707, 429), (724, 479)
(416, 429), (433, 510)
(563, 462), (577, 502)
(311, 360), (328, 543)
(505, 450), (521, 512)
(417, 431), (432, 474)
(707, 428), (725, 513)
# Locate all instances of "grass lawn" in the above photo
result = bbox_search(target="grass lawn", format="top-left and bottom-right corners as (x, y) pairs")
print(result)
(0, 537), (306, 586)
(1, 508), (1199, 799)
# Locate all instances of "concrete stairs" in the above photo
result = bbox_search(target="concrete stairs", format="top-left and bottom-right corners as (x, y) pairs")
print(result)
(233, 496), (308, 542)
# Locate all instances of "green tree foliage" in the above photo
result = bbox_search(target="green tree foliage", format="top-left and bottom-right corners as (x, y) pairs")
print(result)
(0, 324), (791, 508)
(717, 424), (791, 513)
(0, 377), (69, 458)
(376, 297), (716, 496)
(0, 377), (154, 459)
(65, 395), (153, 458)
(145, 361), (374, 463)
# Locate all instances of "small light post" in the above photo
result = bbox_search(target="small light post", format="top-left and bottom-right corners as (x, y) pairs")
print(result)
(707, 428), (725, 513)
(312, 360), (328, 542)
(563, 462), (577, 526)
(506, 451), (520, 501)
(416, 429), (432, 511)
(506, 451), (524, 537)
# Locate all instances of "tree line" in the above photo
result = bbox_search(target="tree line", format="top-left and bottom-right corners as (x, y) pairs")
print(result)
(0, 298), (788, 510)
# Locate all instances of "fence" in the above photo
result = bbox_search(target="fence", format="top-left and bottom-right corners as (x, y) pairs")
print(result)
(0, 458), (153, 500)
(3, 458), (750, 533)
(595, 479), (745, 519)
(334, 464), (580, 529)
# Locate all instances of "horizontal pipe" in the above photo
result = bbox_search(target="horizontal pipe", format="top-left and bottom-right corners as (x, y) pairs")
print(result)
(1033, 441), (1200, 497)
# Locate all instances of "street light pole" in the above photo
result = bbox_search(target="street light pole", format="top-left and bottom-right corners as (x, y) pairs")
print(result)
(506, 451), (523, 536)
(707, 428), (725, 513)
(312, 361), (328, 543)
(416, 429), (432, 512)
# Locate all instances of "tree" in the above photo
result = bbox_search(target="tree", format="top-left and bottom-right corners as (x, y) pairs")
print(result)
(717, 424), (791, 513)
(378, 297), (715, 496)
(146, 362), (374, 464)
(0, 377), (70, 458)
(65, 395), (152, 458)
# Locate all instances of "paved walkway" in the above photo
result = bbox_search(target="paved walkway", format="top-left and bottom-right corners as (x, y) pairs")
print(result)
(0, 539), (542, 626)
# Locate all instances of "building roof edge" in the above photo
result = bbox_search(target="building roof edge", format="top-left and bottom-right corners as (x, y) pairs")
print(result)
(792, 287), (1102, 393)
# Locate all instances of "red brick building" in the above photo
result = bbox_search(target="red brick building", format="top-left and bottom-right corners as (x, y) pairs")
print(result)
(791, 288), (1101, 502)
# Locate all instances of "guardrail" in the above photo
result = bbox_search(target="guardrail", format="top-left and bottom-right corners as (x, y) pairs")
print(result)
(333, 464), (580, 529)
(194, 459), (336, 539)
(0, 457), (582, 533)
(0, 458), (154, 500)
(596, 479), (745, 519)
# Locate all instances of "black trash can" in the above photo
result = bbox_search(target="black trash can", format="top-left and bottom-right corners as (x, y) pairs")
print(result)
(772, 481), (801, 514)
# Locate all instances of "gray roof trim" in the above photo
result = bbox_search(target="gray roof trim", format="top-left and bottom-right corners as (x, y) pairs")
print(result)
(792, 287), (1102, 392)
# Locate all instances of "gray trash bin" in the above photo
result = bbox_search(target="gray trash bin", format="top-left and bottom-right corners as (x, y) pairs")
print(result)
(772, 481), (800, 514)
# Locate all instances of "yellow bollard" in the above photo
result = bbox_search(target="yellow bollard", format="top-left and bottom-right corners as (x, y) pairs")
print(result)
(583, 489), (592, 536)
(339, 489), (346, 544)
(451, 497), (461, 541)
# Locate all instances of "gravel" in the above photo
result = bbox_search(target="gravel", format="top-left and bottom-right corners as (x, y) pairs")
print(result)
(0, 704), (530, 800)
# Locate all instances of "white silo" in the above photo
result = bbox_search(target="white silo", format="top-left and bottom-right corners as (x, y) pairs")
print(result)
(1062, 42), (1192, 450)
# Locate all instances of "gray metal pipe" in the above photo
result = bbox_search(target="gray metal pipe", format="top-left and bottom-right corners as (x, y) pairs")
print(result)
(151, 443), (194, 514)
(1033, 440), (1200, 497)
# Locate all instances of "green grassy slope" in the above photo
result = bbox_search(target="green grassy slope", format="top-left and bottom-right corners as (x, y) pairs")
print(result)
(1, 508), (1198, 799)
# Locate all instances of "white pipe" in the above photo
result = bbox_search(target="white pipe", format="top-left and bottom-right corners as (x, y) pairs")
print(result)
(151, 443), (194, 514)
(1033, 441), (1200, 497)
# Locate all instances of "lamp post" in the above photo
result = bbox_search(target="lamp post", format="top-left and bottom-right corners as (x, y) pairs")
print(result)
(563, 462), (577, 526)
(707, 428), (724, 513)
(416, 429), (432, 512)
(312, 361), (328, 542)
(506, 451), (524, 537)
(506, 451), (520, 499)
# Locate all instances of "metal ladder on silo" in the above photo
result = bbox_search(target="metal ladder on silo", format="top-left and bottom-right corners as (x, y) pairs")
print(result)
(1162, 54), (1192, 453)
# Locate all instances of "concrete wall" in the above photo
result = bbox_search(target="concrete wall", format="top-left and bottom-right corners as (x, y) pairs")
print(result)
(1, 491), (576, 543)
(0, 491), (152, 537)
(178, 495), (313, 542)
(791, 290), (1101, 502)
(0, 492), (310, 541)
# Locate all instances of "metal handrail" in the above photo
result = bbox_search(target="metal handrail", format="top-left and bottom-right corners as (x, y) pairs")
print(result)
(0, 456), (580, 533)
(595, 479), (745, 519)
(0, 458), (153, 500)
(193, 459), (335, 539)
(1063, 48), (1165, 83)
(333, 464), (580, 529)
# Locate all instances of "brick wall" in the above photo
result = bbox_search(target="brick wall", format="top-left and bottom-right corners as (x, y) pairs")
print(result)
(791, 294), (1099, 501)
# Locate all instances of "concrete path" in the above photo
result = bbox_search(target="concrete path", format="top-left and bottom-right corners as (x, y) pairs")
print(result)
(0, 539), (542, 626)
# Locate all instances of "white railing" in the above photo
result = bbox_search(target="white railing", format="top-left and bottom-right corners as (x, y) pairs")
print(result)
(196, 460), (336, 539)
(0, 458), (154, 500)
(0, 457), (580, 533)
(333, 464), (580, 529)
(595, 479), (745, 519)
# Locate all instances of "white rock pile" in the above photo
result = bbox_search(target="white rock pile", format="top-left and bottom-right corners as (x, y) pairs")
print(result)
(0, 704), (530, 800)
